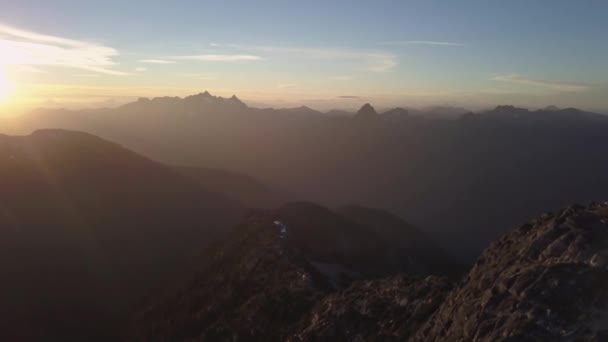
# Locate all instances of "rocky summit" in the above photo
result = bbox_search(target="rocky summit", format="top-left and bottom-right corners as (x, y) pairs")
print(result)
(415, 202), (608, 341)
(128, 202), (608, 341)
(288, 275), (452, 342)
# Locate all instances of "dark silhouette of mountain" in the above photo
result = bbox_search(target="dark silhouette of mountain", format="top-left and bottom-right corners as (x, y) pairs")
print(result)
(477, 105), (608, 122)
(13, 93), (608, 260)
(419, 105), (470, 119)
(0, 130), (243, 341)
(282, 106), (322, 115)
(543, 105), (560, 112)
(338, 205), (463, 277)
(325, 109), (354, 116)
(127, 202), (453, 341)
(381, 107), (409, 121)
(355, 103), (378, 119)
(174, 166), (286, 208)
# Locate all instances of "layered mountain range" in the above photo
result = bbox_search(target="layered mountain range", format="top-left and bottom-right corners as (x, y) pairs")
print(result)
(8, 92), (608, 260)
(1, 96), (608, 341)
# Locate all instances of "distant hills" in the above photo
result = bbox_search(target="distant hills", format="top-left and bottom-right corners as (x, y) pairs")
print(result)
(7, 92), (608, 260)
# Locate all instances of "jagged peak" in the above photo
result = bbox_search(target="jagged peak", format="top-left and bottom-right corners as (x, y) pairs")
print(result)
(356, 103), (378, 117)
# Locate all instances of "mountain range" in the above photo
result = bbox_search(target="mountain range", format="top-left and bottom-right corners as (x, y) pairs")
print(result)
(0, 128), (606, 340)
(7, 92), (608, 260)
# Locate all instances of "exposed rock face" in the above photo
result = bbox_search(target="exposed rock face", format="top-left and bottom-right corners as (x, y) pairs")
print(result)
(414, 202), (608, 341)
(128, 202), (608, 341)
(288, 275), (451, 342)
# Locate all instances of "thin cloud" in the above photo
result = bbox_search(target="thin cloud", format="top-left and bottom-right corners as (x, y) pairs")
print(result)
(139, 59), (177, 64)
(491, 74), (591, 93)
(223, 44), (397, 72)
(135, 67), (147, 72)
(337, 96), (360, 99)
(381, 41), (464, 46)
(0, 22), (130, 75)
(172, 54), (262, 62)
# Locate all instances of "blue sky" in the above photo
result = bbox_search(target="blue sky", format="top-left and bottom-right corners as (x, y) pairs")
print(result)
(1, 0), (607, 111)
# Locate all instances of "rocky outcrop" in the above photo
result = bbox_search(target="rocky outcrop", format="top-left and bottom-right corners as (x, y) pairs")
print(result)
(288, 275), (451, 342)
(127, 201), (608, 341)
(414, 202), (608, 341)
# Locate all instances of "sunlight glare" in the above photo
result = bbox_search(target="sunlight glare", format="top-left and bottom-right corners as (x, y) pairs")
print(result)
(0, 67), (13, 102)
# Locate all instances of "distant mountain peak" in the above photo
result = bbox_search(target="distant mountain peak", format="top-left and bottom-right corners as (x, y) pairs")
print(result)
(543, 105), (560, 112)
(382, 107), (409, 116)
(356, 103), (378, 117)
(493, 105), (527, 112)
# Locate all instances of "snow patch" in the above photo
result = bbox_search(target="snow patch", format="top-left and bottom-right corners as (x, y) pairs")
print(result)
(274, 220), (288, 239)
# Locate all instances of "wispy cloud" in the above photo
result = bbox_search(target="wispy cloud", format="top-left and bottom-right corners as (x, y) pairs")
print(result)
(0, 22), (129, 75)
(135, 67), (147, 72)
(221, 44), (398, 72)
(491, 74), (591, 93)
(337, 96), (360, 99)
(264, 46), (395, 72)
(381, 40), (464, 46)
(172, 54), (262, 62)
(139, 59), (176, 64)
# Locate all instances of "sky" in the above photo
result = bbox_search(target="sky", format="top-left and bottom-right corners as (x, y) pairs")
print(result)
(0, 0), (607, 112)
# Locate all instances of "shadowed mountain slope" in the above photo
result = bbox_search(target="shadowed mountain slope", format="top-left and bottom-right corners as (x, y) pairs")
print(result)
(175, 166), (286, 209)
(127, 202), (453, 341)
(0, 129), (243, 341)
